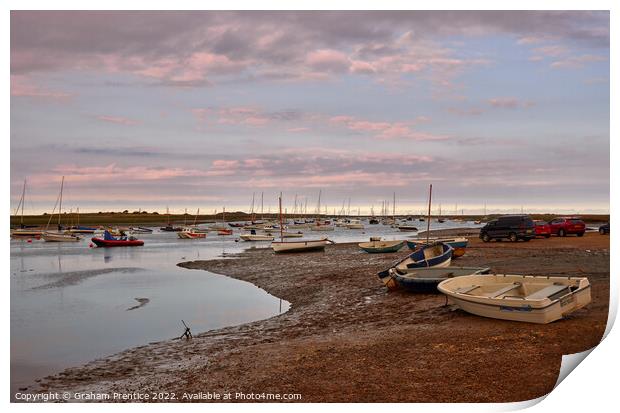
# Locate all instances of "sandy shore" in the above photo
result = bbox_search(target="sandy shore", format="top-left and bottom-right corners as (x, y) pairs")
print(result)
(32, 232), (609, 402)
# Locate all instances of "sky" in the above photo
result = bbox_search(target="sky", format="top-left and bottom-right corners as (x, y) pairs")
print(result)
(10, 11), (610, 215)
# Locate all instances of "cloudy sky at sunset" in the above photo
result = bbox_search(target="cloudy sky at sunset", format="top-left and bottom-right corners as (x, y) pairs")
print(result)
(10, 11), (609, 214)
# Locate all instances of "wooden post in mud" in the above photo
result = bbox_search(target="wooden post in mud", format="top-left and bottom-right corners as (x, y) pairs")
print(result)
(179, 320), (193, 340)
(426, 184), (432, 245)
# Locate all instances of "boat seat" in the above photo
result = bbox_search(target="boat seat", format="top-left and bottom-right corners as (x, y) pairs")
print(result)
(423, 245), (443, 260)
(525, 284), (570, 300)
(455, 285), (479, 294)
(488, 283), (522, 298)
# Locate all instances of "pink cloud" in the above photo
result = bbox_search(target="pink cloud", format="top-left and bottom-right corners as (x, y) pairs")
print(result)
(532, 45), (568, 57)
(10, 75), (72, 101)
(550, 54), (607, 69)
(306, 49), (350, 73)
(448, 107), (485, 116)
(350, 60), (376, 74)
(95, 115), (141, 126)
(29, 164), (212, 186)
(487, 97), (535, 110)
(329, 115), (445, 141)
(287, 127), (310, 133)
(211, 159), (239, 169)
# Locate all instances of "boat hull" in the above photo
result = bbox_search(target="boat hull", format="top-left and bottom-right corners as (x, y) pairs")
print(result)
(178, 231), (206, 239)
(310, 226), (335, 231)
(42, 232), (81, 242)
(91, 237), (144, 247)
(407, 237), (468, 250)
(391, 267), (491, 293)
(240, 234), (274, 241)
(438, 274), (591, 324)
(271, 240), (328, 253)
(378, 243), (453, 284)
(358, 240), (404, 253)
(11, 229), (43, 238)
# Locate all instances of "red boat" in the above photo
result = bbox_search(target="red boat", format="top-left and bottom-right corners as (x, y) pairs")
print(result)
(91, 230), (144, 247)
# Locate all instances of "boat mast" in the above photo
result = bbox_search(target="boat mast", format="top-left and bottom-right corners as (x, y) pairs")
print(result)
(250, 192), (255, 222)
(261, 192), (264, 221)
(278, 194), (284, 242)
(426, 184), (432, 244)
(15, 178), (26, 227)
(193, 208), (199, 226)
(393, 192), (396, 221)
(58, 176), (65, 229)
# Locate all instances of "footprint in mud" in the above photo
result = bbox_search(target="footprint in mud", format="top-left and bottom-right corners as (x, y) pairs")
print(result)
(126, 298), (150, 311)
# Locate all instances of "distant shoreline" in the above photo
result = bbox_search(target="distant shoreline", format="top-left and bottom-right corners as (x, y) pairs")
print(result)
(10, 212), (610, 227)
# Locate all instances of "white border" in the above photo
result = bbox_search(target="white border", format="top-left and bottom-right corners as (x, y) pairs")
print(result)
(4, 1), (616, 412)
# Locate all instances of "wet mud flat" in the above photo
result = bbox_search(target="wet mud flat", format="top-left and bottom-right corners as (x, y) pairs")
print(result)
(33, 233), (609, 402)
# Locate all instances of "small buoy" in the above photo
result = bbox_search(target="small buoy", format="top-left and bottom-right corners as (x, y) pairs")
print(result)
(27, 239), (32, 243)
(89, 243), (94, 248)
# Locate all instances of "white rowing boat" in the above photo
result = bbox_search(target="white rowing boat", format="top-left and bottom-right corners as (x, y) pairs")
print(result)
(271, 239), (330, 253)
(240, 233), (274, 241)
(437, 274), (591, 324)
(42, 232), (81, 242)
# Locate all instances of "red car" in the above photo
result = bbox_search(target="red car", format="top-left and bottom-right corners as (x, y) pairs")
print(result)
(548, 217), (586, 237)
(534, 220), (551, 238)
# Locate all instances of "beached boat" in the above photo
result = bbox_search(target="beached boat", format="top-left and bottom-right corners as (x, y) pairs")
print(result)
(407, 237), (468, 259)
(369, 218), (379, 225)
(378, 242), (453, 280)
(437, 274), (591, 324)
(279, 231), (304, 238)
(381, 266), (491, 292)
(92, 231), (144, 247)
(272, 239), (330, 253)
(474, 220), (482, 225)
(358, 240), (404, 253)
(407, 237), (468, 250)
(398, 225), (418, 232)
(271, 195), (331, 253)
(218, 229), (233, 236)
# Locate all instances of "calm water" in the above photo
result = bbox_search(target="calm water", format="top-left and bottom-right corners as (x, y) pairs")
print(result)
(10, 219), (480, 393)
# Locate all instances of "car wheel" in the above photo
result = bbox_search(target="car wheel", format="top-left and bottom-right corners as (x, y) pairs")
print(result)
(523, 237), (531, 242)
(599, 228), (605, 235)
(559, 229), (566, 237)
(482, 234), (491, 243)
(577, 232), (584, 237)
(509, 233), (518, 242)
(545, 234), (551, 238)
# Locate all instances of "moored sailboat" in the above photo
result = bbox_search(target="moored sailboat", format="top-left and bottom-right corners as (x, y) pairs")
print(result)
(42, 176), (82, 242)
(271, 195), (331, 253)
